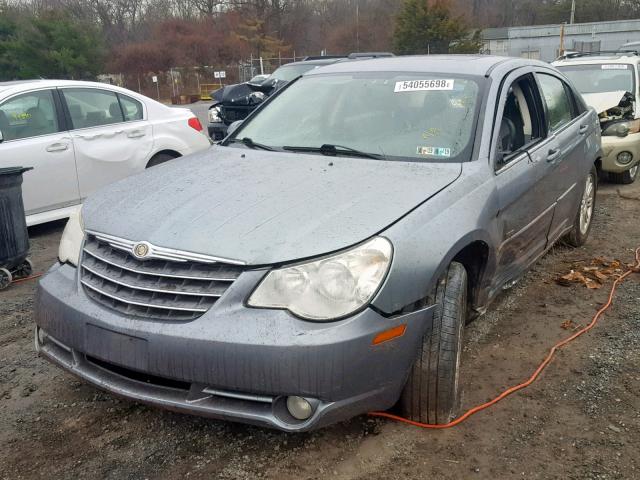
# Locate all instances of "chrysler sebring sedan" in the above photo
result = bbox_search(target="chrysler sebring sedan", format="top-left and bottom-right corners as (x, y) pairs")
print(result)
(35, 56), (601, 431)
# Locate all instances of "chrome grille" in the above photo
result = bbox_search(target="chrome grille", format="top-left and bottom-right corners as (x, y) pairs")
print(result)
(80, 233), (245, 321)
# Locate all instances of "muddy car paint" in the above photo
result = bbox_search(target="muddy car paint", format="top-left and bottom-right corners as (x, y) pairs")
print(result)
(34, 56), (601, 431)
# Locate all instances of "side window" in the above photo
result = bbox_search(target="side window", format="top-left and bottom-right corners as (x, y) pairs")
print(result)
(537, 74), (573, 132)
(62, 89), (124, 129)
(496, 75), (543, 168)
(0, 90), (59, 141)
(118, 94), (143, 121)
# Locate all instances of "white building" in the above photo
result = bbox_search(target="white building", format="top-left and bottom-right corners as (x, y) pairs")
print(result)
(482, 19), (640, 63)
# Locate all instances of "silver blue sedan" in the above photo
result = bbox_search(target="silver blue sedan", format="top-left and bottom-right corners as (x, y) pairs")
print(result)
(34, 55), (601, 431)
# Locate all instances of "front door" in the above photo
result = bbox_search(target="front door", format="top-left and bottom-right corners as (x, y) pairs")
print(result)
(59, 88), (153, 200)
(492, 72), (554, 289)
(0, 89), (79, 217)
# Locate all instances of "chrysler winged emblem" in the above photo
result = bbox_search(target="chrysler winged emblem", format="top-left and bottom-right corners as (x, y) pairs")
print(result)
(132, 242), (150, 259)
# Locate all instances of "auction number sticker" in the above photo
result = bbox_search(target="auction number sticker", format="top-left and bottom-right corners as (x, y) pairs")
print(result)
(601, 64), (628, 70)
(395, 79), (454, 92)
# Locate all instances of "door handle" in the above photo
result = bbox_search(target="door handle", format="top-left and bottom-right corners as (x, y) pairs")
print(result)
(578, 124), (589, 135)
(126, 130), (145, 139)
(46, 142), (69, 152)
(546, 148), (561, 163)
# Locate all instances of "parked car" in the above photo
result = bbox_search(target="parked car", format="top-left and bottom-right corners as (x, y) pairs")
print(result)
(553, 51), (640, 183)
(207, 53), (394, 140)
(207, 57), (345, 140)
(35, 55), (600, 432)
(0, 80), (211, 226)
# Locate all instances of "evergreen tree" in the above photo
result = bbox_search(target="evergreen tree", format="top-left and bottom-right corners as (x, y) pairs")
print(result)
(393, 0), (471, 55)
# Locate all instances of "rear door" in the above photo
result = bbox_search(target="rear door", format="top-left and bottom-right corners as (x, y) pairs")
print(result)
(531, 72), (585, 244)
(59, 87), (153, 200)
(492, 71), (554, 288)
(0, 88), (79, 217)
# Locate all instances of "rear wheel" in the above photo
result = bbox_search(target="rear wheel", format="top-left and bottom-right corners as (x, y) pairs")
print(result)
(608, 164), (638, 184)
(566, 165), (597, 247)
(398, 262), (468, 425)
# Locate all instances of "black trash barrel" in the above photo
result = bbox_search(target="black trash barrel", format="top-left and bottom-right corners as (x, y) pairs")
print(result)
(0, 167), (33, 289)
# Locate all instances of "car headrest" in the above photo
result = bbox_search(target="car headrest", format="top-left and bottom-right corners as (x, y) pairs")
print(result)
(0, 110), (9, 130)
(109, 102), (122, 119)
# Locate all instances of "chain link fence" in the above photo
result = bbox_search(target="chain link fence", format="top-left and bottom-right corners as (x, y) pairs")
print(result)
(101, 54), (313, 103)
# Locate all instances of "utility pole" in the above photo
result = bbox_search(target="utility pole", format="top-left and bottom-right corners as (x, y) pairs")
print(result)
(356, 0), (360, 52)
(570, 0), (576, 24)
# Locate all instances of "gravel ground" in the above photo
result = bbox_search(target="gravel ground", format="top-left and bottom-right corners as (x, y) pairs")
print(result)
(0, 181), (639, 480)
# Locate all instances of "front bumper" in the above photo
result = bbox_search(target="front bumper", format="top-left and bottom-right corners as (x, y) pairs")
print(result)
(34, 263), (433, 431)
(600, 132), (640, 173)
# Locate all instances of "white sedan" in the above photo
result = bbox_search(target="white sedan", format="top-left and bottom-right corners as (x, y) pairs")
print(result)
(0, 80), (211, 226)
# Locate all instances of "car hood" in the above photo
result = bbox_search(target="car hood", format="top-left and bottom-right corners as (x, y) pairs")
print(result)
(211, 82), (272, 106)
(82, 147), (462, 265)
(582, 90), (628, 115)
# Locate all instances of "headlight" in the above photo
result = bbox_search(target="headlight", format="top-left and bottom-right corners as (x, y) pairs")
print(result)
(208, 106), (222, 123)
(58, 208), (84, 266)
(248, 237), (393, 321)
(602, 120), (640, 137)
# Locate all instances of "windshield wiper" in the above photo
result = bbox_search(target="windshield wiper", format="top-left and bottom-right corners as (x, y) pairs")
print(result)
(227, 137), (275, 151)
(283, 144), (384, 160)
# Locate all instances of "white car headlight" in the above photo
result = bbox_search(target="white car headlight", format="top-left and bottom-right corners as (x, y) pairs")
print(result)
(248, 237), (393, 321)
(58, 209), (84, 266)
(208, 106), (222, 123)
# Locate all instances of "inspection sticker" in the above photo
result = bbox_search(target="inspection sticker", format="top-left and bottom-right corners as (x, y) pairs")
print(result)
(395, 79), (454, 92)
(601, 64), (628, 70)
(417, 146), (451, 157)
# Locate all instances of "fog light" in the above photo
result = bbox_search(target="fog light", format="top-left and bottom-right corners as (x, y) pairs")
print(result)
(618, 151), (633, 165)
(286, 396), (313, 420)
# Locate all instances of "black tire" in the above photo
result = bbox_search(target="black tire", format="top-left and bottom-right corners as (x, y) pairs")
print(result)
(146, 152), (179, 168)
(0, 268), (12, 290)
(398, 261), (468, 425)
(566, 165), (597, 247)
(608, 164), (638, 184)
(14, 258), (33, 279)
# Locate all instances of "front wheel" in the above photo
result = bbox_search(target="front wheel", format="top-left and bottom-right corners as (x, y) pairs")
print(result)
(398, 262), (468, 425)
(566, 165), (597, 247)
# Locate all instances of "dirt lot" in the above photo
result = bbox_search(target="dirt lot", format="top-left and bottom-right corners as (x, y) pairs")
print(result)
(1, 181), (639, 480)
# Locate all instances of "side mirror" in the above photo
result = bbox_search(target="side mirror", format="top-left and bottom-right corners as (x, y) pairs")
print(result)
(0, 129), (3, 144)
(227, 120), (243, 137)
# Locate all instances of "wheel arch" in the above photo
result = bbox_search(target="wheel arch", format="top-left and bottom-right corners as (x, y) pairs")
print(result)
(451, 240), (491, 319)
(145, 150), (181, 168)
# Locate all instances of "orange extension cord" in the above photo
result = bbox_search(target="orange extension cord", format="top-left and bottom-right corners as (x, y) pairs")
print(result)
(10, 273), (43, 285)
(369, 247), (640, 429)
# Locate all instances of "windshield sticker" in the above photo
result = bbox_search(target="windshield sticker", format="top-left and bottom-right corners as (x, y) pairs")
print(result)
(417, 146), (451, 157)
(395, 79), (454, 92)
(601, 64), (628, 70)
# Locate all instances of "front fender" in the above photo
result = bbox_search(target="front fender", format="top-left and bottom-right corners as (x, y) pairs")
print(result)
(372, 161), (499, 314)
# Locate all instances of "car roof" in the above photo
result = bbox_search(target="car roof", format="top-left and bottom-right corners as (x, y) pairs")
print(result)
(0, 79), (144, 99)
(304, 55), (547, 77)
(280, 58), (342, 67)
(554, 53), (640, 66)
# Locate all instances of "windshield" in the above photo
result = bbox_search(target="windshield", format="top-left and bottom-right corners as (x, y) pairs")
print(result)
(557, 64), (635, 94)
(231, 73), (481, 162)
(271, 64), (318, 82)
